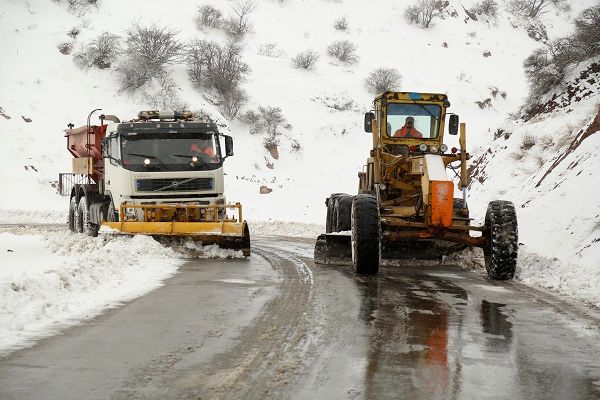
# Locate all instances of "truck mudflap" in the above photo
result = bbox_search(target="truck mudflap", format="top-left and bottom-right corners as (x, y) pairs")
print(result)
(101, 203), (251, 256)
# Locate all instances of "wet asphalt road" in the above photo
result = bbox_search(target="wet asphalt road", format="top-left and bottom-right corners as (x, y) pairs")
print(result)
(1, 235), (600, 399)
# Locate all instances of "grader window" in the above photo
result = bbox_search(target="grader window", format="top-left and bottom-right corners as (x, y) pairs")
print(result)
(385, 103), (441, 139)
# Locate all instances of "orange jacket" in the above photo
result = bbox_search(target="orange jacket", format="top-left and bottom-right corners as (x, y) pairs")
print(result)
(394, 126), (423, 138)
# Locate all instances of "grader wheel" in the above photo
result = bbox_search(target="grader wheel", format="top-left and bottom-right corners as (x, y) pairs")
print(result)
(351, 194), (380, 275)
(484, 200), (518, 280)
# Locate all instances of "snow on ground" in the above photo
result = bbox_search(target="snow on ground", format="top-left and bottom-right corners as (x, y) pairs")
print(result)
(0, 209), (67, 225)
(0, 228), (182, 355)
(248, 220), (323, 238)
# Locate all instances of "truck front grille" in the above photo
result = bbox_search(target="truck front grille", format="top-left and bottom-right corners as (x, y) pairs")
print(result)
(136, 178), (213, 192)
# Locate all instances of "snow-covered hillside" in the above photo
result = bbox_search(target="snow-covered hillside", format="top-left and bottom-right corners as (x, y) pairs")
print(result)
(1, 0), (598, 306)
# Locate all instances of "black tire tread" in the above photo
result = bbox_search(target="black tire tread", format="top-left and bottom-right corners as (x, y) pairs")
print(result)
(352, 194), (380, 275)
(484, 200), (518, 280)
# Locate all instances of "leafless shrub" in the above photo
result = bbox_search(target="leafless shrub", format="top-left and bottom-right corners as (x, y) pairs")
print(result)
(196, 5), (223, 30)
(223, 0), (256, 40)
(116, 23), (183, 91)
(258, 42), (284, 58)
(327, 40), (359, 64)
(365, 68), (402, 94)
(125, 23), (183, 67)
(533, 153), (546, 168)
(404, 0), (437, 29)
(291, 50), (320, 70)
(74, 32), (121, 69)
(334, 16), (348, 31)
(475, 98), (493, 109)
(510, 150), (526, 161)
(142, 72), (186, 111)
(242, 106), (289, 139)
(470, 0), (498, 20)
(290, 139), (302, 152)
(219, 87), (248, 119)
(572, 5), (600, 57)
(58, 0), (99, 16)
(186, 39), (249, 95)
(523, 47), (564, 96)
(67, 27), (80, 38)
(507, 0), (569, 19)
(57, 42), (73, 55)
(538, 135), (554, 149)
(520, 133), (537, 151)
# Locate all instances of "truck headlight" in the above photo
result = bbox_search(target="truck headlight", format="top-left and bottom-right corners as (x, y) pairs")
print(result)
(419, 143), (428, 152)
(430, 145), (438, 153)
(440, 144), (449, 153)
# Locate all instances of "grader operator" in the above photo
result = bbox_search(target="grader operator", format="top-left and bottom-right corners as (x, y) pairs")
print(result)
(314, 92), (518, 280)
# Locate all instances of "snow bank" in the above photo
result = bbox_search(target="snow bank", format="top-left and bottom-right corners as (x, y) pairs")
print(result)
(0, 229), (182, 355)
(248, 220), (324, 238)
(0, 209), (67, 225)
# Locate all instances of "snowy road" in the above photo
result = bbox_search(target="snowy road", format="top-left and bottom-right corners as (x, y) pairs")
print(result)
(1, 234), (600, 399)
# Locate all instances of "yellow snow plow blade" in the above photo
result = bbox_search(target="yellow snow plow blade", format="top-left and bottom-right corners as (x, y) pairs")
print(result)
(101, 203), (251, 255)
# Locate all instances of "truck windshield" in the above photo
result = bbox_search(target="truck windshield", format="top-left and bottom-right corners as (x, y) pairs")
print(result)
(386, 103), (441, 139)
(120, 132), (222, 172)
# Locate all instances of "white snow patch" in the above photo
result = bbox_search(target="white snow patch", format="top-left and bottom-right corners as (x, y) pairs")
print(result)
(0, 230), (183, 355)
(473, 284), (512, 293)
(0, 209), (67, 225)
(249, 220), (324, 238)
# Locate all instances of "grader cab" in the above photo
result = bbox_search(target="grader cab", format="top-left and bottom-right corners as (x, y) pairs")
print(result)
(314, 92), (518, 279)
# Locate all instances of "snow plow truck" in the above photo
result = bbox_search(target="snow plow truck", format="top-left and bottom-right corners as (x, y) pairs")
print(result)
(314, 92), (518, 279)
(61, 109), (250, 255)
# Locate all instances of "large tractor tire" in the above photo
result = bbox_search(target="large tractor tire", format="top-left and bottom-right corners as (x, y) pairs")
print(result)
(483, 200), (518, 280)
(78, 196), (99, 237)
(335, 194), (353, 232)
(325, 195), (337, 233)
(351, 194), (380, 275)
(68, 196), (77, 232)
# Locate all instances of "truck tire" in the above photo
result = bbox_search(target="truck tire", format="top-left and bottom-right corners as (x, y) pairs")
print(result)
(325, 193), (342, 233)
(484, 200), (518, 280)
(78, 196), (99, 237)
(335, 195), (353, 232)
(68, 196), (77, 232)
(351, 194), (380, 275)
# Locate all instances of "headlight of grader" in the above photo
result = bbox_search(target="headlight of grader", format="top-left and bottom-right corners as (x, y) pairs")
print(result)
(124, 207), (138, 221)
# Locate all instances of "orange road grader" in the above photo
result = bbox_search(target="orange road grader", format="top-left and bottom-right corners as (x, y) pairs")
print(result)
(314, 92), (518, 279)
(60, 109), (250, 255)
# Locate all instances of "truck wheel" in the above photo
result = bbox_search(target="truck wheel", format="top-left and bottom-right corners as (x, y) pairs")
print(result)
(68, 197), (77, 232)
(325, 193), (342, 233)
(484, 200), (518, 280)
(335, 195), (353, 232)
(78, 196), (99, 237)
(351, 194), (380, 275)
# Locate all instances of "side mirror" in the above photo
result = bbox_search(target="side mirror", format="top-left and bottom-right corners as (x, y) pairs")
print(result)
(449, 114), (459, 136)
(224, 135), (234, 157)
(364, 112), (374, 133)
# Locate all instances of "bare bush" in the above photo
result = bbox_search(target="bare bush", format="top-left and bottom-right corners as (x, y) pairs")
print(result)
(520, 133), (537, 151)
(219, 87), (248, 119)
(243, 106), (288, 139)
(116, 23), (183, 91)
(573, 5), (600, 57)
(523, 47), (564, 95)
(327, 40), (359, 64)
(404, 0), (437, 29)
(142, 72), (186, 111)
(58, 0), (99, 16)
(334, 16), (348, 31)
(125, 23), (183, 67)
(507, 0), (569, 19)
(365, 68), (402, 94)
(67, 27), (80, 38)
(224, 0), (256, 39)
(196, 5), (223, 30)
(258, 42), (284, 58)
(471, 0), (499, 20)
(186, 39), (249, 96)
(291, 50), (320, 70)
(74, 32), (121, 69)
(57, 42), (73, 55)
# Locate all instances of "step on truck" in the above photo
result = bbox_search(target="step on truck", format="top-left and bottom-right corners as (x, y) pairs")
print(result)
(62, 109), (250, 255)
(314, 92), (518, 279)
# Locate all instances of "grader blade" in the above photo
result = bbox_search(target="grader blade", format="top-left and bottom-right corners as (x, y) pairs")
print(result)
(314, 234), (352, 265)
